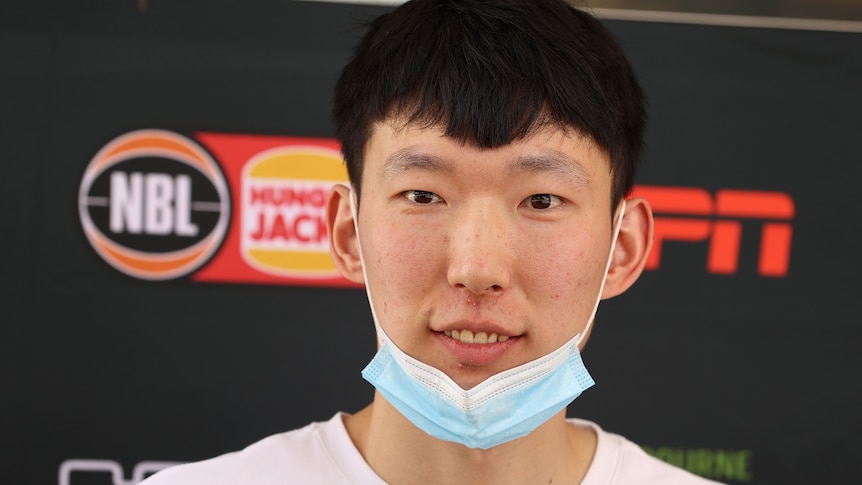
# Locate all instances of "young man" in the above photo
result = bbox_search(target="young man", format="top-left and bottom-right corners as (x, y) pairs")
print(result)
(145, 0), (723, 483)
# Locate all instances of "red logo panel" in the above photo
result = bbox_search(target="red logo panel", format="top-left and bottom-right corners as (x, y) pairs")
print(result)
(191, 132), (358, 287)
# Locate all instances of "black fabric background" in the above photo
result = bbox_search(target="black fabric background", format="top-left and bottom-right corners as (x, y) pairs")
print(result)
(2, 1), (860, 483)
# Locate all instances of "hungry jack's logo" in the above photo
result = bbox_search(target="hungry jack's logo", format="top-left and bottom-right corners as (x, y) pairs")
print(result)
(240, 145), (345, 278)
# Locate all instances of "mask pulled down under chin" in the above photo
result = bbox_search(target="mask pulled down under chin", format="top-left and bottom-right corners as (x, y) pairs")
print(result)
(360, 329), (595, 450)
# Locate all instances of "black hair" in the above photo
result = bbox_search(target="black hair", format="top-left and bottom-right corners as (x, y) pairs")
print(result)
(333, 0), (646, 208)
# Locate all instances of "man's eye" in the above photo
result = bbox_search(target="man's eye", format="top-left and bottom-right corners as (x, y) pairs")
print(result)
(524, 194), (560, 210)
(406, 190), (441, 204)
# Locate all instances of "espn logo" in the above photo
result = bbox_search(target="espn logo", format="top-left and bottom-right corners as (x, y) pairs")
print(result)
(634, 185), (794, 277)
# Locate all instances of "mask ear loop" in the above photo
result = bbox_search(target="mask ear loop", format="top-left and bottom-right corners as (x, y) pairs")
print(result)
(349, 188), (386, 348)
(574, 199), (626, 346)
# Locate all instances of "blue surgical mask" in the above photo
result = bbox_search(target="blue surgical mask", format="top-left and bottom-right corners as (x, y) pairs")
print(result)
(351, 190), (625, 449)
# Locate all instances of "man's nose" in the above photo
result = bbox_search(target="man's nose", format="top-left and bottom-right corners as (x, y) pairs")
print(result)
(446, 204), (512, 296)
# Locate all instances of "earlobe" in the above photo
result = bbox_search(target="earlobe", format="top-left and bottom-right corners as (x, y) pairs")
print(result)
(326, 184), (365, 284)
(601, 196), (654, 299)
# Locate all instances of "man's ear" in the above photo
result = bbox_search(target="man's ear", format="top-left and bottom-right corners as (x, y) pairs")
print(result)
(602, 196), (654, 299)
(326, 184), (365, 284)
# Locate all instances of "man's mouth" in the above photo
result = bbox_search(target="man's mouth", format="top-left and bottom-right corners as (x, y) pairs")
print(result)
(444, 329), (510, 344)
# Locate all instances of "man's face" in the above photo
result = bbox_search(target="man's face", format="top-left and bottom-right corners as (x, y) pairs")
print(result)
(351, 121), (617, 390)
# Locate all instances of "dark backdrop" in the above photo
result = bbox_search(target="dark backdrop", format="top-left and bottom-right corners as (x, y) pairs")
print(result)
(2, 1), (860, 484)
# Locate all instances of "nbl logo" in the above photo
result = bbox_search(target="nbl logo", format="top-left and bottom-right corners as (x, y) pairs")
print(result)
(78, 130), (230, 280)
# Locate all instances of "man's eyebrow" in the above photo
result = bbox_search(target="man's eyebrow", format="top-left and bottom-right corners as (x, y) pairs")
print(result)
(510, 151), (592, 186)
(381, 148), (450, 178)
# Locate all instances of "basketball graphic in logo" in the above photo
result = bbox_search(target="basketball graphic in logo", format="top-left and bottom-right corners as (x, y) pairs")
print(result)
(78, 129), (230, 280)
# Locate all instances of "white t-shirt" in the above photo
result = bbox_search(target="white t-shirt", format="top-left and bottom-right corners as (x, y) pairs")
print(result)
(142, 413), (723, 484)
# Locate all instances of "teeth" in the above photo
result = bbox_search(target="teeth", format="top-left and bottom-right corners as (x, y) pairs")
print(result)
(443, 330), (510, 344)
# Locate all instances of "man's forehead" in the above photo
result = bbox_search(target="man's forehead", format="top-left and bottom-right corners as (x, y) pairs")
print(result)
(379, 145), (594, 187)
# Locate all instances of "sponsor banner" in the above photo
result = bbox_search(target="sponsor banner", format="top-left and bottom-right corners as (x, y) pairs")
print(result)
(79, 132), (796, 286)
(79, 130), (358, 288)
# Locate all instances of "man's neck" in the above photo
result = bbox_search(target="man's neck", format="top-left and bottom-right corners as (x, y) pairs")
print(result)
(343, 394), (598, 485)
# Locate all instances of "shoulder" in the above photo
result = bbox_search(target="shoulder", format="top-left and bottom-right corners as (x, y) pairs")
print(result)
(570, 419), (726, 485)
(141, 413), (378, 485)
